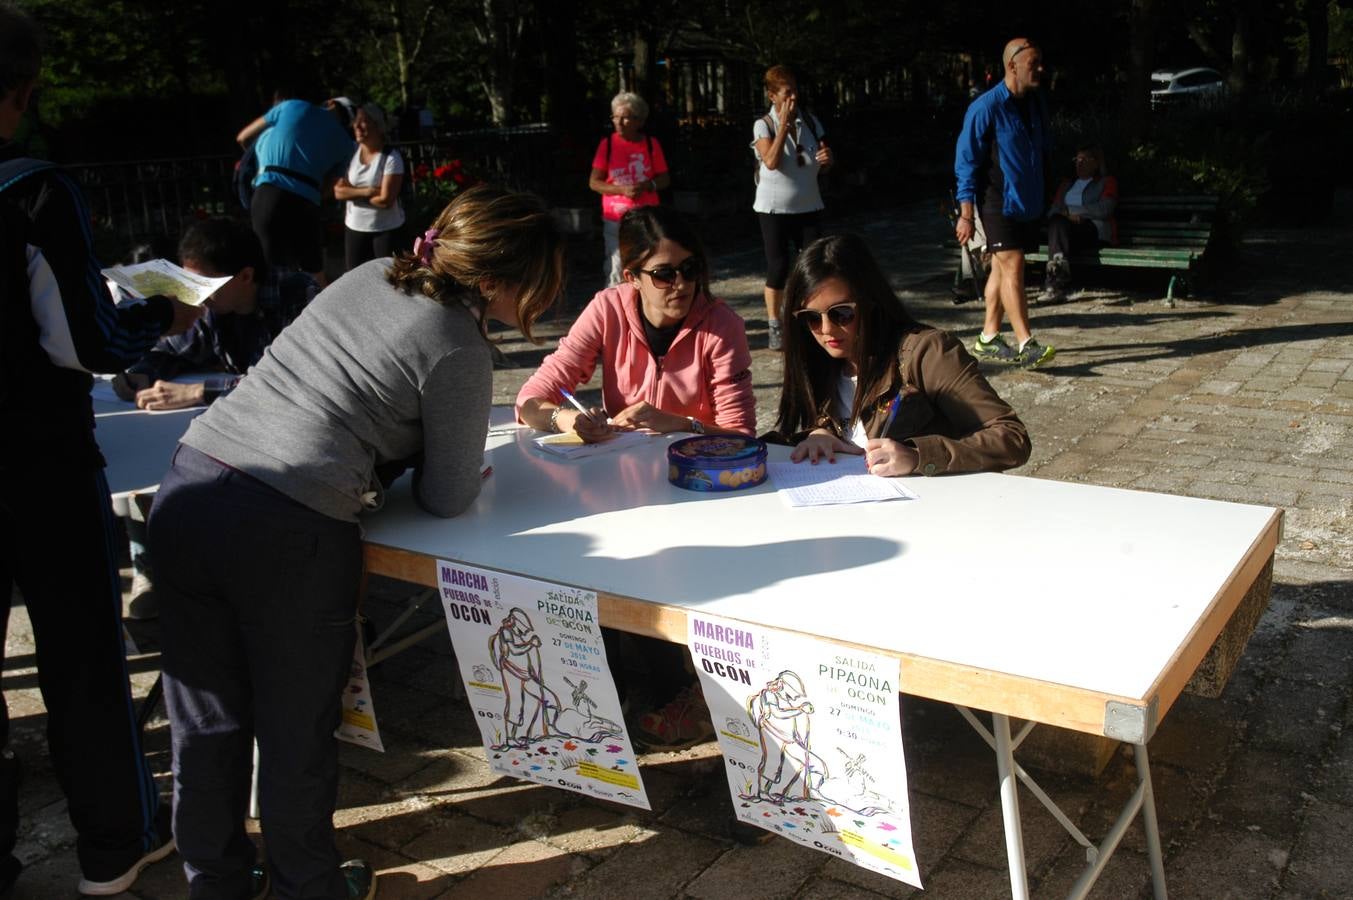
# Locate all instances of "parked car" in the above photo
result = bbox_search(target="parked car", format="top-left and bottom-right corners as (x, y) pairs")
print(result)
(1150, 67), (1227, 108)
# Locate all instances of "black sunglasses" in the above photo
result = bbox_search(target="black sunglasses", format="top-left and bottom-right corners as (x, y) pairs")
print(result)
(793, 302), (857, 332)
(635, 257), (701, 288)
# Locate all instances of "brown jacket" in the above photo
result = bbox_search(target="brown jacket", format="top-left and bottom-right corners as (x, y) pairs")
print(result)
(811, 327), (1031, 475)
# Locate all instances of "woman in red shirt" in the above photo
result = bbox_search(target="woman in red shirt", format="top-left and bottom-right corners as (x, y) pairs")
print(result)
(589, 92), (671, 286)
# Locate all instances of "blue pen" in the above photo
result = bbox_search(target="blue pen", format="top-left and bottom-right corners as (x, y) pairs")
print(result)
(879, 393), (902, 437)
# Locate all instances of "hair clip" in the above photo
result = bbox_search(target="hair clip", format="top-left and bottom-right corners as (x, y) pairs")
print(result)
(412, 228), (441, 267)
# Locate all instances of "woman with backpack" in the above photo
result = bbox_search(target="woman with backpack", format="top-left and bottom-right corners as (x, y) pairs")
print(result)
(752, 65), (833, 351)
(334, 102), (406, 271)
(589, 92), (670, 286)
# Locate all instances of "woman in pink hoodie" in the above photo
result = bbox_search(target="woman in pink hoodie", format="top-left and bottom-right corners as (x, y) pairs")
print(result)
(517, 206), (754, 749)
(517, 206), (755, 441)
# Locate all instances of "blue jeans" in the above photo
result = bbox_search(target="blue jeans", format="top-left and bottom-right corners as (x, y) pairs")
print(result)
(150, 444), (361, 899)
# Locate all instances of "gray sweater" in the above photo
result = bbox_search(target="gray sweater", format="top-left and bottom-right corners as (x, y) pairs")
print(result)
(182, 259), (492, 522)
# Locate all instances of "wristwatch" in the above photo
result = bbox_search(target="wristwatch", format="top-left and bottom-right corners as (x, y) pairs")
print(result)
(687, 417), (705, 434)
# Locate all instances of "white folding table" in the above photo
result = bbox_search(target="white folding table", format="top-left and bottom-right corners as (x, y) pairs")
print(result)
(362, 426), (1280, 900)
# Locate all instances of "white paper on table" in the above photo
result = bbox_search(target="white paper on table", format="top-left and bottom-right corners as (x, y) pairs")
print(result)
(335, 622), (385, 752)
(532, 429), (652, 460)
(768, 456), (918, 507)
(102, 259), (231, 307)
(436, 560), (651, 810)
(689, 612), (921, 888)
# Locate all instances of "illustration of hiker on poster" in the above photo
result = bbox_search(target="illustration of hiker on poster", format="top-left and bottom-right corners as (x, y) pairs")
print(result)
(436, 560), (650, 810)
(336, 623), (384, 752)
(688, 612), (920, 887)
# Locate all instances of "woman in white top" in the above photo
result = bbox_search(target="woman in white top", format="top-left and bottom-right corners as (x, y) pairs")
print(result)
(752, 64), (833, 351)
(334, 102), (406, 271)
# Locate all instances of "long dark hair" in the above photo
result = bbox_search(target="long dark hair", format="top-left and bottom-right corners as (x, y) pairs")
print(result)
(618, 205), (710, 300)
(775, 234), (920, 436)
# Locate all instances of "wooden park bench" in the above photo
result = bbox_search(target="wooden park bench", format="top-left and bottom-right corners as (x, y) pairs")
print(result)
(1026, 194), (1219, 306)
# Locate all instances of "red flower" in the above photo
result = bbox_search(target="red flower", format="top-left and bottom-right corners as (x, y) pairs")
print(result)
(451, 171), (468, 186)
(433, 163), (455, 180)
(449, 159), (463, 171)
(414, 163), (431, 180)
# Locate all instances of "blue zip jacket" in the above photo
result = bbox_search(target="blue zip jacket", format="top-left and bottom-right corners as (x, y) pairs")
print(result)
(954, 82), (1052, 222)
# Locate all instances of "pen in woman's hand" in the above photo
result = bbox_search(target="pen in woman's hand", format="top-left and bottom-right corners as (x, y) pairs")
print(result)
(559, 389), (598, 423)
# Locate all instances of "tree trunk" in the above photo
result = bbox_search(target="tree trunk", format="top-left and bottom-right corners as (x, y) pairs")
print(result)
(1124, 0), (1157, 143)
(1305, 0), (1330, 99)
(1229, 0), (1256, 97)
(537, 0), (581, 132)
(475, 0), (524, 126)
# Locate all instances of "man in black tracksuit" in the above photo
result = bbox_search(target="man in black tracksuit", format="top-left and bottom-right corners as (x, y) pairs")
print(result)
(0, 5), (199, 895)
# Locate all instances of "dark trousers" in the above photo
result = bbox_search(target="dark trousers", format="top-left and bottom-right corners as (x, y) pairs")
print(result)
(343, 226), (403, 272)
(251, 183), (324, 275)
(1046, 214), (1101, 262)
(0, 461), (161, 878)
(758, 211), (822, 290)
(149, 445), (361, 900)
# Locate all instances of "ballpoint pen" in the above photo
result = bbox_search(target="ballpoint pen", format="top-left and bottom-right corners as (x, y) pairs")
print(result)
(559, 389), (597, 422)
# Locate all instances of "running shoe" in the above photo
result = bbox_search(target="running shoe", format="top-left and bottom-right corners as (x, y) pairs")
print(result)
(970, 333), (1020, 364)
(1019, 338), (1057, 368)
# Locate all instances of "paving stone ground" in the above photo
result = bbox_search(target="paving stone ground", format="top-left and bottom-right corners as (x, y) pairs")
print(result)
(5, 193), (1352, 898)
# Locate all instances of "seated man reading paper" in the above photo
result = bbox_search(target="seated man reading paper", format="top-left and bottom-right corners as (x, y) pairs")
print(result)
(112, 218), (318, 409)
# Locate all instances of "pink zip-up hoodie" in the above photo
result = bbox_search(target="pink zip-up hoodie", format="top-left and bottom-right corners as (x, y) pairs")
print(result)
(516, 283), (755, 434)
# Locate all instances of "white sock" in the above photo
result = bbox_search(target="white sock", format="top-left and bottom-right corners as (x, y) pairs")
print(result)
(1019, 337), (1034, 351)
(980, 332), (998, 343)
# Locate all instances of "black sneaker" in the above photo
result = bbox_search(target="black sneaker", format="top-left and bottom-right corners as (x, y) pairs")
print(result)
(340, 859), (377, 900)
(76, 807), (176, 896)
(250, 864), (270, 900)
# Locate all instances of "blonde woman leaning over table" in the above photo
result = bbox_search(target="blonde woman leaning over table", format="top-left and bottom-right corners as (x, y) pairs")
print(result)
(148, 186), (565, 900)
(772, 233), (1030, 476)
(333, 102), (406, 271)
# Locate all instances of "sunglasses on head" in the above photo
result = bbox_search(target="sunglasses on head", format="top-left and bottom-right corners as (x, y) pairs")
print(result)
(793, 302), (857, 332)
(634, 257), (701, 288)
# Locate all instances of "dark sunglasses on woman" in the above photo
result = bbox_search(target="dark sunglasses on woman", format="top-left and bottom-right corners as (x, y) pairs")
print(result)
(793, 302), (857, 332)
(634, 257), (701, 289)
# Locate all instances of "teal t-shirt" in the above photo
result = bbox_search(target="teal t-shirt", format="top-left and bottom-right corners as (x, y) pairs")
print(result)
(254, 100), (354, 205)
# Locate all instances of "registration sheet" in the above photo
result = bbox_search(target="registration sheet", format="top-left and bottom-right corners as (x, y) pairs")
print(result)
(437, 560), (650, 810)
(768, 456), (918, 507)
(690, 612), (921, 888)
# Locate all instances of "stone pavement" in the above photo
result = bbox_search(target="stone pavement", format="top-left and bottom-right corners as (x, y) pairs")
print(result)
(4, 195), (1352, 898)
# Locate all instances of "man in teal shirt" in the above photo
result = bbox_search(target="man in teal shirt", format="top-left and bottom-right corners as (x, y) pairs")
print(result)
(236, 93), (353, 285)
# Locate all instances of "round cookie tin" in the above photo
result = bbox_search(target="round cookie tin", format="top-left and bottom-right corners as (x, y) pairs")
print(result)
(667, 435), (768, 492)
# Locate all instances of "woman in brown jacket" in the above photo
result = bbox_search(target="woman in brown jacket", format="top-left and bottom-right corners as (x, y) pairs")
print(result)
(774, 233), (1030, 476)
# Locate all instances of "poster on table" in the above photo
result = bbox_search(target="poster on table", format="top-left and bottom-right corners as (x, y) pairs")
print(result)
(437, 560), (651, 810)
(336, 624), (385, 752)
(689, 612), (921, 888)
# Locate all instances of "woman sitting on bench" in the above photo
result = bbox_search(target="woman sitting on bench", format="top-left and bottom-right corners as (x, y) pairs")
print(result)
(1043, 142), (1118, 304)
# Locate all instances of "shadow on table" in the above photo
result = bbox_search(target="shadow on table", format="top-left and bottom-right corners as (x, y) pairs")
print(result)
(496, 531), (903, 606)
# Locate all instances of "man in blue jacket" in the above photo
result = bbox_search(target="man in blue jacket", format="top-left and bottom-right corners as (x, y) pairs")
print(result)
(0, 4), (200, 894)
(954, 37), (1056, 368)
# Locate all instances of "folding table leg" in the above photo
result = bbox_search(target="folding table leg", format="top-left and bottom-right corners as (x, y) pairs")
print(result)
(1135, 742), (1168, 900)
(994, 713), (1031, 900)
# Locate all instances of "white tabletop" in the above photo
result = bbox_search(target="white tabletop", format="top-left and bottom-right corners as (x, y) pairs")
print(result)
(91, 376), (209, 497)
(364, 426), (1278, 719)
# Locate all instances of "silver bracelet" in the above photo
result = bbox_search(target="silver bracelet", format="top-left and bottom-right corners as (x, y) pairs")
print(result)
(549, 406), (564, 433)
